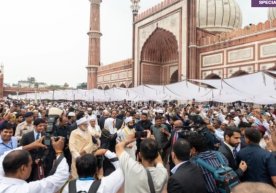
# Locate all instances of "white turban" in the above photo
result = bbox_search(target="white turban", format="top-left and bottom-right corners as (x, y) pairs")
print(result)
(125, 117), (133, 124)
(76, 117), (88, 126)
(88, 114), (97, 121)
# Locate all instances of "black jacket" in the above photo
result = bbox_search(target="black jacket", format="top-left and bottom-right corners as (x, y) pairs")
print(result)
(218, 143), (244, 178)
(168, 161), (207, 193)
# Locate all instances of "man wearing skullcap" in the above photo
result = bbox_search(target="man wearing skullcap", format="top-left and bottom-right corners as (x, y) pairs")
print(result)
(117, 117), (136, 160)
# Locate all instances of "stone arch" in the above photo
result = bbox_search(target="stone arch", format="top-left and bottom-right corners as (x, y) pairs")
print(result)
(97, 86), (103, 90)
(128, 83), (133, 88)
(140, 27), (179, 85)
(104, 85), (110, 90)
(205, 73), (221, 79)
(230, 70), (249, 78)
(120, 83), (126, 88)
(268, 65), (276, 71)
(170, 70), (178, 83)
(112, 84), (117, 88)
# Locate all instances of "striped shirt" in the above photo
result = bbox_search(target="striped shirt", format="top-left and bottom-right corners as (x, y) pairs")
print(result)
(192, 151), (229, 193)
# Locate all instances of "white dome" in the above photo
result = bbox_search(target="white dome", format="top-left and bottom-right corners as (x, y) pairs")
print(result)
(268, 8), (276, 20)
(197, 0), (242, 33)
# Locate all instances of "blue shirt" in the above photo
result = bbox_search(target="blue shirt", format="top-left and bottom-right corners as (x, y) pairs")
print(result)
(237, 143), (276, 185)
(0, 136), (18, 156)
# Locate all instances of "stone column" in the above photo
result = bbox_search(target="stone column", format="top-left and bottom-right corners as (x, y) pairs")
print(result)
(187, 0), (198, 79)
(87, 0), (102, 89)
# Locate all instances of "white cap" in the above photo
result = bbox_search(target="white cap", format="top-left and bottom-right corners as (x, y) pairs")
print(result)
(48, 107), (63, 116)
(68, 112), (76, 117)
(88, 114), (97, 121)
(76, 117), (88, 126)
(222, 120), (229, 125)
(125, 117), (133, 124)
(87, 107), (92, 111)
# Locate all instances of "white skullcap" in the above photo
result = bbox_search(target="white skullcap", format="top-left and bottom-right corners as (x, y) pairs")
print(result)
(157, 109), (164, 114)
(125, 117), (133, 124)
(222, 120), (229, 125)
(48, 107), (63, 116)
(76, 117), (88, 126)
(88, 114), (97, 121)
(68, 112), (76, 117)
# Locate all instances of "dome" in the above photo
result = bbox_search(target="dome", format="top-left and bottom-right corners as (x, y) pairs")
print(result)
(197, 0), (242, 33)
(268, 8), (276, 20)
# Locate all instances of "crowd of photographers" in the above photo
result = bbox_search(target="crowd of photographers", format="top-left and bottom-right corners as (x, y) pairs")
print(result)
(0, 100), (276, 193)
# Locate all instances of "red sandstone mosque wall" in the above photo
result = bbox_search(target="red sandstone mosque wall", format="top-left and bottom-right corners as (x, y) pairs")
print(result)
(198, 20), (276, 79)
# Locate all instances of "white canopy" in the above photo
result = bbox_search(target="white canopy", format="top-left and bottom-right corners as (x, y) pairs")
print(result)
(9, 71), (276, 104)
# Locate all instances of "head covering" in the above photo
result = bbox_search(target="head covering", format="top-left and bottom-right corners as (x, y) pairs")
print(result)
(24, 112), (34, 118)
(125, 117), (133, 124)
(88, 115), (97, 121)
(34, 118), (46, 126)
(222, 120), (229, 125)
(76, 117), (88, 126)
(68, 112), (76, 117)
(104, 118), (116, 134)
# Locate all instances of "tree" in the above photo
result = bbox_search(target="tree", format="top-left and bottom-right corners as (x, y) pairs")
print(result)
(77, 82), (87, 89)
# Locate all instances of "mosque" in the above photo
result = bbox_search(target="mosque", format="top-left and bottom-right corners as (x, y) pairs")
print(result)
(86, 0), (276, 90)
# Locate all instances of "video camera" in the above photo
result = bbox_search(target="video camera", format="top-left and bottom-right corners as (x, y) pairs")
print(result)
(44, 108), (63, 146)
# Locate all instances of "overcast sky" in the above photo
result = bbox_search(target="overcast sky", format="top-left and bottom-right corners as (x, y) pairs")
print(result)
(0, 0), (268, 87)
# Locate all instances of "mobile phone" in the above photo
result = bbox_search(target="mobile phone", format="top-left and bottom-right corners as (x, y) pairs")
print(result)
(135, 131), (148, 138)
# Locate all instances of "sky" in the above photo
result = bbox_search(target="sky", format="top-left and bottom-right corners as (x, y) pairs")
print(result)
(0, 0), (268, 87)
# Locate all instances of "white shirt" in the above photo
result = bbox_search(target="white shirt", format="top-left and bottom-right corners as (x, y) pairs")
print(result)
(0, 147), (69, 193)
(119, 151), (168, 193)
(62, 150), (124, 193)
(170, 161), (187, 174)
(215, 128), (224, 142)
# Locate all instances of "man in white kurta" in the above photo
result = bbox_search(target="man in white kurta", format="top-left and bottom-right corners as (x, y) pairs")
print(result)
(69, 117), (97, 179)
(117, 117), (136, 160)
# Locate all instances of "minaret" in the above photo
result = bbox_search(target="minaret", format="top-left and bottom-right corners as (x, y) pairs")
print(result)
(0, 65), (4, 98)
(87, 0), (102, 89)
(187, 0), (198, 79)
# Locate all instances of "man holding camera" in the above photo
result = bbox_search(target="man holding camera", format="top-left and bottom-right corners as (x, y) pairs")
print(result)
(61, 149), (124, 193)
(20, 118), (48, 181)
(0, 137), (69, 193)
(116, 136), (168, 193)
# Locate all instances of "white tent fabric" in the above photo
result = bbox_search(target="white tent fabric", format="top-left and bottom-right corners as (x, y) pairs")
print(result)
(9, 71), (276, 104)
(192, 72), (276, 104)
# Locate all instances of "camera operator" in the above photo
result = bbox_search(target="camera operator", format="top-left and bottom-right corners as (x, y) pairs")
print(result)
(61, 149), (124, 193)
(116, 134), (168, 193)
(55, 116), (72, 169)
(20, 118), (50, 181)
(0, 137), (69, 193)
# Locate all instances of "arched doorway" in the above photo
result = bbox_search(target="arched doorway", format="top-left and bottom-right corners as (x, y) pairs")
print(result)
(230, 70), (249, 78)
(128, 83), (133, 88)
(170, 70), (178, 83)
(268, 65), (276, 71)
(205, 73), (221, 79)
(140, 28), (179, 85)
(112, 85), (116, 88)
(104, 85), (109, 90)
(120, 83), (126, 88)
(98, 86), (103, 90)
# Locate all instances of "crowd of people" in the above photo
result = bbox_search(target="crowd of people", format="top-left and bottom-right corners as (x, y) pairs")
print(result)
(0, 99), (276, 193)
